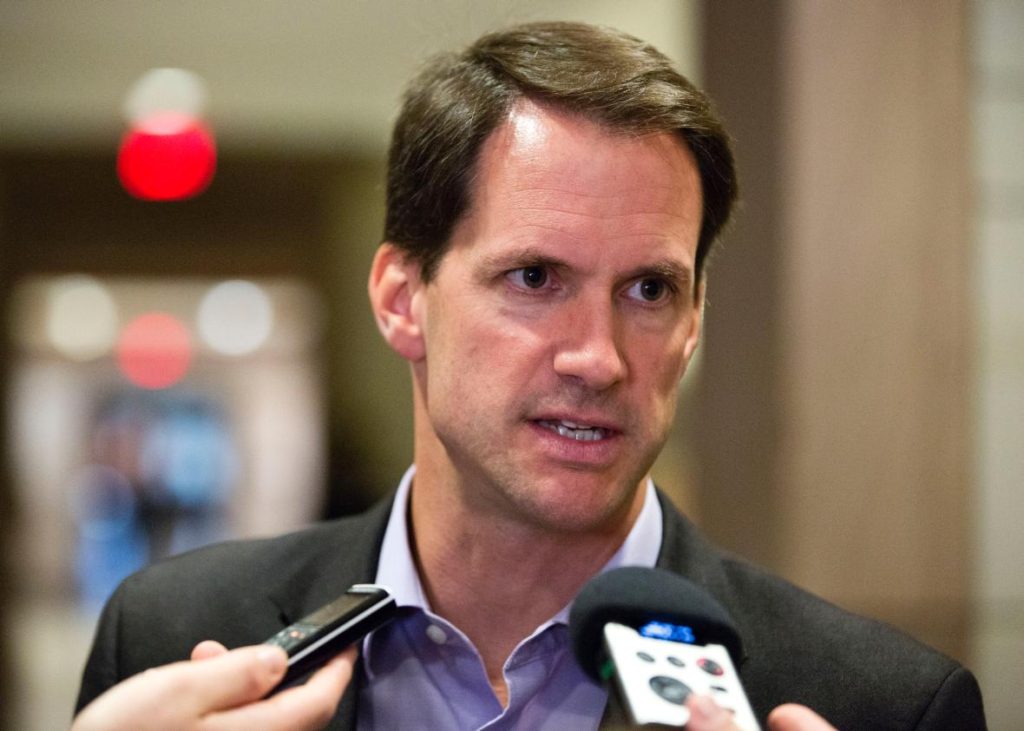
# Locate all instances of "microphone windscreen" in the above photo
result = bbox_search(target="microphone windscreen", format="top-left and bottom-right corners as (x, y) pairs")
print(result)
(569, 566), (743, 680)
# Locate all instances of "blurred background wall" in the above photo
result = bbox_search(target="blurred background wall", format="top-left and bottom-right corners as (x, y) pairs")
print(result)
(0, 1), (1019, 729)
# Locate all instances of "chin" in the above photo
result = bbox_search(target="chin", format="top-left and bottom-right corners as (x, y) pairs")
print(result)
(510, 482), (639, 535)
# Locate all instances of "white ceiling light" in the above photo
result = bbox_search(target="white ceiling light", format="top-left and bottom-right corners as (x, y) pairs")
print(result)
(46, 275), (119, 361)
(197, 279), (274, 356)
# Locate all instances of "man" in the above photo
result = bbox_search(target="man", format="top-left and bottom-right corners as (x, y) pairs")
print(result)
(76, 21), (985, 729)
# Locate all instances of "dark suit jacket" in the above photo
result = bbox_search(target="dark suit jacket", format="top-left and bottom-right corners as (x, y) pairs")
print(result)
(76, 491), (986, 729)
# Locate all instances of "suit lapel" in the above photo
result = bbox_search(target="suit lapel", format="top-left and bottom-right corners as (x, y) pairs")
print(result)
(267, 495), (394, 625)
(266, 493), (396, 730)
(654, 489), (749, 667)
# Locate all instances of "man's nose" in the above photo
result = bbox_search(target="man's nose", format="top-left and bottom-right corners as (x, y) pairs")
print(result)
(552, 299), (627, 391)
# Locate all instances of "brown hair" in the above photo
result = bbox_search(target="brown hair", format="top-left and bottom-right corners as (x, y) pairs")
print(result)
(384, 21), (737, 282)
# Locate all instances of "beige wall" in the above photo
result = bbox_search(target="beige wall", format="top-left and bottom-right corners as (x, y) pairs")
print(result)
(701, 0), (972, 660)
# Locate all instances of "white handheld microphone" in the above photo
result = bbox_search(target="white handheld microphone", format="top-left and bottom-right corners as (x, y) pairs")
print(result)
(569, 567), (760, 729)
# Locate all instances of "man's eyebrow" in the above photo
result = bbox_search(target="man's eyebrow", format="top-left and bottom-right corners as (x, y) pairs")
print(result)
(476, 247), (568, 276)
(625, 260), (694, 290)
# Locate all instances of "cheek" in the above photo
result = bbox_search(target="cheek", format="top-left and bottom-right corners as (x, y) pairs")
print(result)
(641, 323), (691, 375)
(646, 363), (685, 408)
(638, 363), (685, 441)
(631, 334), (692, 411)
(427, 301), (529, 397)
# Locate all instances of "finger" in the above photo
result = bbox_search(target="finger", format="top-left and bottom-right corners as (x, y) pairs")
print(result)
(172, 645), (288, 715)
(200, 647), (356, 731)
(192, 640), (230, 662)
(72, 648), (286, 731)
(686, 694), (741, 731)
(768, 703), (838, 731)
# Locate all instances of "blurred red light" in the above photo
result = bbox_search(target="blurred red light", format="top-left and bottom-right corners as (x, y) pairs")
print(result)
(117, 112), (216, 201)
(117, 312), (193, 389)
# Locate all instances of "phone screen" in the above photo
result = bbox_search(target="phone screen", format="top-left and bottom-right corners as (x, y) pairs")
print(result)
(303, 588), (383, 627)
(263, 584), (396, 694)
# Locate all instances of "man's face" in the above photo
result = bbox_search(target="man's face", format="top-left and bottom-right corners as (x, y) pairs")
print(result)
(404, 101), (704, 535)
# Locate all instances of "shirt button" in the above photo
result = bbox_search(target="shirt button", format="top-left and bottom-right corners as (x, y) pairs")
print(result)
(425, 624), (447, 644)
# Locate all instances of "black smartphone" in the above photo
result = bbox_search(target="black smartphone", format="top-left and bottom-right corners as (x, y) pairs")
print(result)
(263, 583), (396, 695)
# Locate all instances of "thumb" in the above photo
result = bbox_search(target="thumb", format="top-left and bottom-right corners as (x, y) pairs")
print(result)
(177, 645), (288, 715)
(768, 703), (838, 731)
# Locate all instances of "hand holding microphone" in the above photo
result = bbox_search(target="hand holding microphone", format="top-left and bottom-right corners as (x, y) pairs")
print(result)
(570, 567), (836, 731)
(686, 697), (836, 731)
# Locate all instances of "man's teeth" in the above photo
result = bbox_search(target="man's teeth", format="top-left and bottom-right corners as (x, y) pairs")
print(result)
(539, 419), (609, 441)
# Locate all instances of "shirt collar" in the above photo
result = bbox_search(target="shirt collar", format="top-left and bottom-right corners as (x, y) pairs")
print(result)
(373, 465), (663, 620)
(372, 465), (431, 609)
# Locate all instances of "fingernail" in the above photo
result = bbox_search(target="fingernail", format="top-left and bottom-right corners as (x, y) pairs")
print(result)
(257, 647), (286, 674)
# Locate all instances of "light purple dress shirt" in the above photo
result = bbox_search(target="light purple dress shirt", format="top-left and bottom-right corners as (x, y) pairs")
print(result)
(357, 466), (663, 730)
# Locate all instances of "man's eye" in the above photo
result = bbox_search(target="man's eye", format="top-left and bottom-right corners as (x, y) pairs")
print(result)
(509, 266), (549, 289)
(628, 277), (670, 303)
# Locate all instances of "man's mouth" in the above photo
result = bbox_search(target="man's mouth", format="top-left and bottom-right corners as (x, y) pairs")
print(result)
(535, 419), (612, 442)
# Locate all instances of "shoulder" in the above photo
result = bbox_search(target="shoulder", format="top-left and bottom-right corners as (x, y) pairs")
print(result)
(89, 499), (392, 680)
(718, 554), (985, 729)
(719, 552), (947, 671)
(655, 497), (984, 728)
(119, 504), (383, 604)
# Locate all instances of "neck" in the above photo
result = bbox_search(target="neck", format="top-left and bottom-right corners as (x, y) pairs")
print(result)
(406, 463), (647, 706)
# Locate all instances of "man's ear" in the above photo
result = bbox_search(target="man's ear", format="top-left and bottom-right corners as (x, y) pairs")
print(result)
(367, 243), (426, 362)
(683, 278), (705, 361)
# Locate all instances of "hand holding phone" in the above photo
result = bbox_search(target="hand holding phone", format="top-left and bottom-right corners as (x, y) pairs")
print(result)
(263, 583), (396, 696)
(73, 644), (353, 731)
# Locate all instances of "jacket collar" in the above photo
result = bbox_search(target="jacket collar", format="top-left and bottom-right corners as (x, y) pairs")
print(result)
(655, 489), (749, 668)
(267, 494), (395, 627)
(264, 494), (395, 730)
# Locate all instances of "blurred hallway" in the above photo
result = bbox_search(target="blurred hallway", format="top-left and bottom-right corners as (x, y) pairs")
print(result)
(1, 2), (1021, 728)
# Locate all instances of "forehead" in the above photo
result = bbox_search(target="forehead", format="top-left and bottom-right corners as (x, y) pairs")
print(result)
(444, 100), (703, 269)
